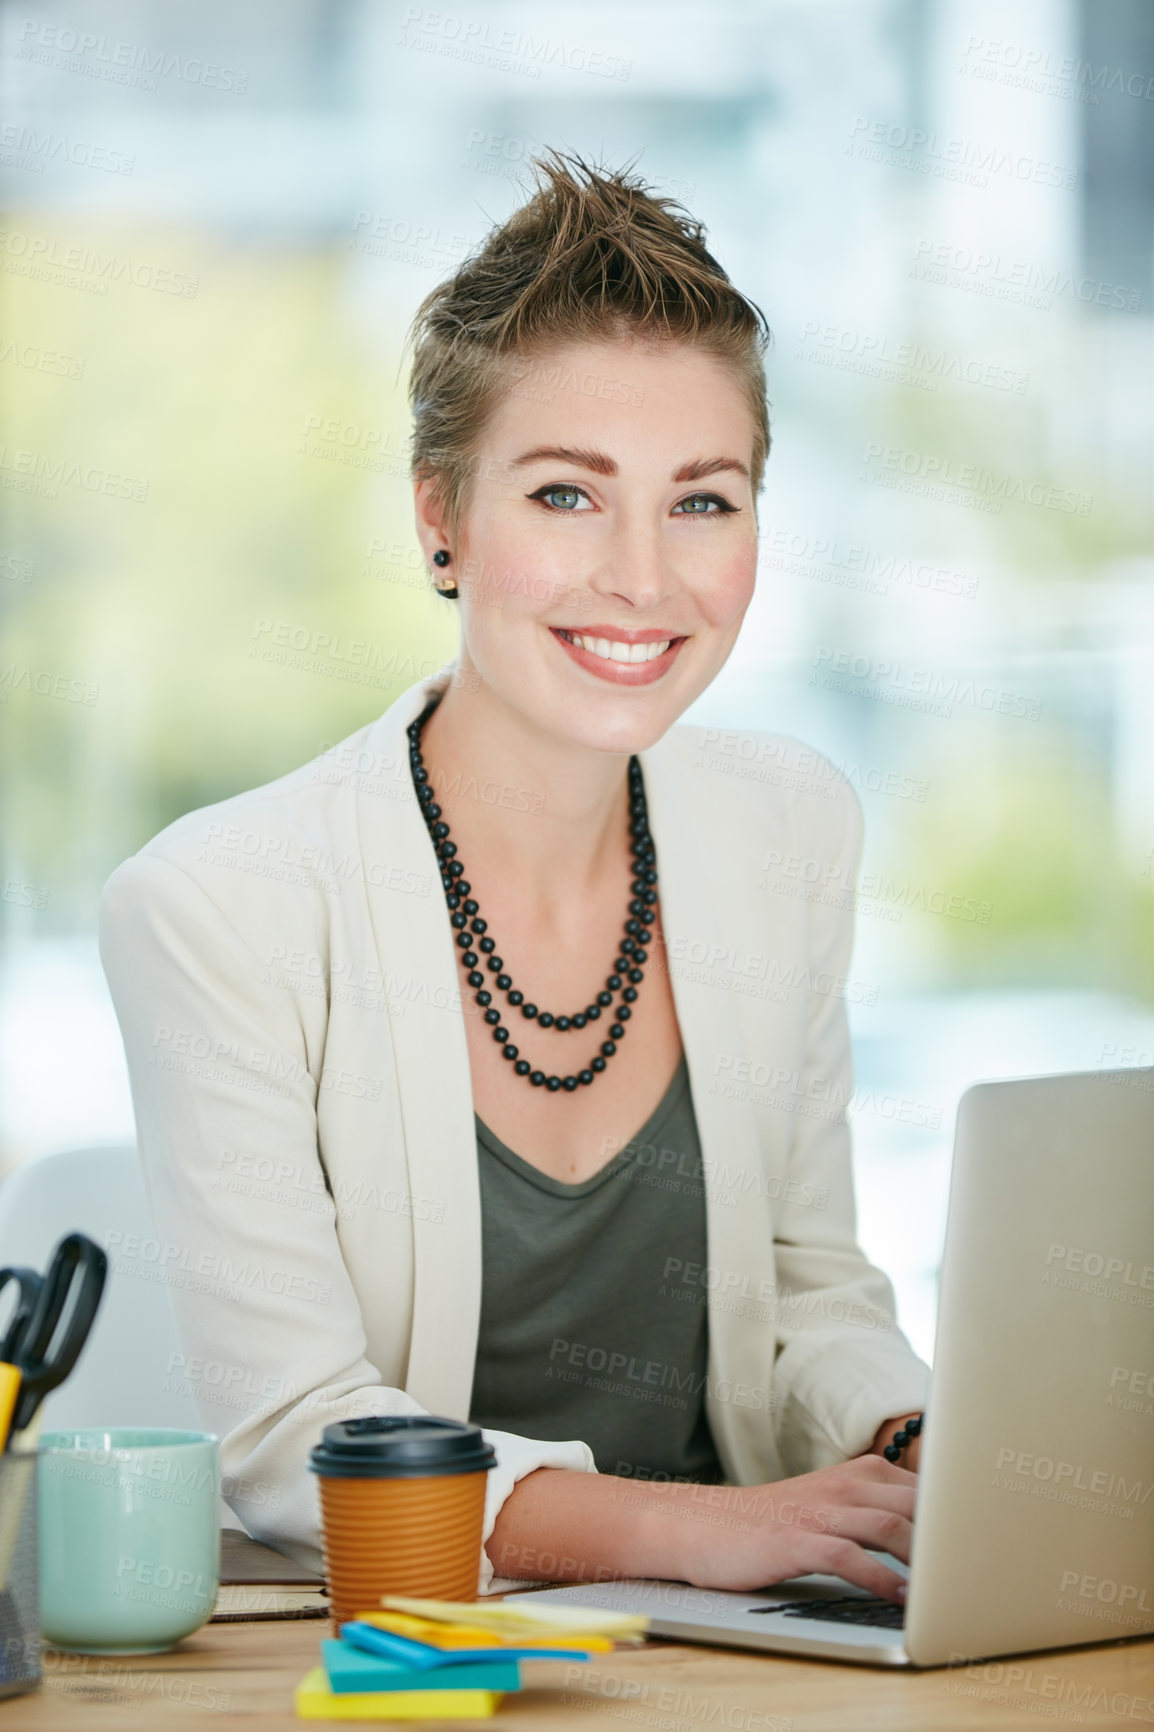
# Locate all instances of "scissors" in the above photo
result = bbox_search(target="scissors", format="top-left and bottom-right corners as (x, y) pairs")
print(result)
(0, 1268), (44, 1446)
(0, 1267), (44, 1364)
(3, 1233), (107, 1446)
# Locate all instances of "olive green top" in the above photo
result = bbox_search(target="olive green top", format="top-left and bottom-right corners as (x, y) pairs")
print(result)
(469, 1053), (724, 1483)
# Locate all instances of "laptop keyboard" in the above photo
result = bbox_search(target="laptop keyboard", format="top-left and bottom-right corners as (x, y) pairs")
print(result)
(750, 1595), (906, 1629)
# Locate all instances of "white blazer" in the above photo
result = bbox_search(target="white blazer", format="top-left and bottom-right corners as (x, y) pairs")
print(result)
(98, 663), (929, 1588)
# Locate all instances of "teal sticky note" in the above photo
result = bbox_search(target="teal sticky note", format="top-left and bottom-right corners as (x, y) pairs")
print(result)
(322, 1640), (522, 1696)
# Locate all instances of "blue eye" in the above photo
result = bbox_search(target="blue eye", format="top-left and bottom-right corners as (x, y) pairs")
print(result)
(675, 493), (733, 515)
(533, 485), (588, 511)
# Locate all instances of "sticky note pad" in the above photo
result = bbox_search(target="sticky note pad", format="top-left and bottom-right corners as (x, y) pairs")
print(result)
(323, 1639), (521, 1695)
(341, 1621), (589, 1669)
(382, 1594), (648, 1640)
(356, 1609), (610, 1652)
(351, 1611), (504, 1649)
(295, 1667), (503, 1719)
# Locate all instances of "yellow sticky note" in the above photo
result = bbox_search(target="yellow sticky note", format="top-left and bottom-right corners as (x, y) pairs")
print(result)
(381, 1596), (649, 1639)
(354, 1610), (612, 1652)
(295, 1667), (503, 1720)
(351, 1611), (503, 1649)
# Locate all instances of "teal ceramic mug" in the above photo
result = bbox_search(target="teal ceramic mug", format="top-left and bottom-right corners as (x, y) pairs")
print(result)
(38, 1428), (220, 1654)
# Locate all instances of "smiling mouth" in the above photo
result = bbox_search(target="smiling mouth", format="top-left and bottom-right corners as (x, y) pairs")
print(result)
(553, 629), (683, 664)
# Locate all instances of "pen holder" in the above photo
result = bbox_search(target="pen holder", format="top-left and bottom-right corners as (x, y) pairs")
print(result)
(0, 1450), (40, 1699)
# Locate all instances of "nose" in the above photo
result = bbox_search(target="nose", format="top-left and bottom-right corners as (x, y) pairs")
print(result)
(585, 507), (676, 612)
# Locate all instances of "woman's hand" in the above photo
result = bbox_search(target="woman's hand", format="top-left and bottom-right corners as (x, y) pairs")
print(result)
(665, 1454), (916, 1603)
(487, 1456), (917, 1604)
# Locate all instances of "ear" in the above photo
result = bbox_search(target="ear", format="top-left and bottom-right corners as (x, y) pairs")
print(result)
(412, 474), (452, 566)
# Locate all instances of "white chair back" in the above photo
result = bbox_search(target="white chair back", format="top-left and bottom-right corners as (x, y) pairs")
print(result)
(0, 1146), (202, 1433)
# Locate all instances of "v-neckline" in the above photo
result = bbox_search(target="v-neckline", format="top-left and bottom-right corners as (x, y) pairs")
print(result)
(475, 1052), (690, 1197)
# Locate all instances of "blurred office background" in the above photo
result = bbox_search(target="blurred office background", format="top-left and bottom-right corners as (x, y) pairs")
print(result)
(1, 0), (1152, 1359)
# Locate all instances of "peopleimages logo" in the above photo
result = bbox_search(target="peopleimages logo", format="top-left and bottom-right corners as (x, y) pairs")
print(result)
(860, 441), (1093, 515)
(993, 1446), (1153, 1521)
(909, 237), (1141, 312)
(1108, 1365), (1154, 1417)
(15, 19), (249, 92)
(812, 646), (1042, 719)
(1044, 1242), (1154, 1292)
(959, 34), (1154, 103)
(761, 525), (981, 598)
(848, 116), (1078, 189)
(1057, 1570), (1152, 1613)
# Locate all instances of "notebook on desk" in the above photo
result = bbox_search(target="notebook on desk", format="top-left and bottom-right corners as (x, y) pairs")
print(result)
(214, 1529), (328, 1621)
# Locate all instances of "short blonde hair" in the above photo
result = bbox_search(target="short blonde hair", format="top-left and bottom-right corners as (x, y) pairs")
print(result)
(404, 147), (772, 567)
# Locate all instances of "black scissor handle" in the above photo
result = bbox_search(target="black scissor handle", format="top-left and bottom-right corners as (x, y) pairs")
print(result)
(11, 1233), (108, 1434)
(0, 1267), (44, 1364)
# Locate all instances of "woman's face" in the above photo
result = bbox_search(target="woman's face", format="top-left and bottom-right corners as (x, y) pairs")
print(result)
(415, 336), (760, 755)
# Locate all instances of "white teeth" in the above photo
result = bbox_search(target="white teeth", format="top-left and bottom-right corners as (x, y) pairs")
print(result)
(564, 632), (673, 663)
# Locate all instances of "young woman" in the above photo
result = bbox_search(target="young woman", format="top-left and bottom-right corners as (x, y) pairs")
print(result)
(100, 150), (928, 1605)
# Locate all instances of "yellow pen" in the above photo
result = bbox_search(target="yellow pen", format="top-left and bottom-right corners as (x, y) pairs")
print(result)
(0, 1362), (21, 1452)
(0, 1266), (42, 1452)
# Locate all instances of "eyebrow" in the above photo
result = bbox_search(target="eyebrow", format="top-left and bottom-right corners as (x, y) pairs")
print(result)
(510, 445), (750, 483)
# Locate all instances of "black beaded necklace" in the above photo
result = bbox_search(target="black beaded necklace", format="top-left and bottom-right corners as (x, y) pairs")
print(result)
(407, 699), (658, 1094)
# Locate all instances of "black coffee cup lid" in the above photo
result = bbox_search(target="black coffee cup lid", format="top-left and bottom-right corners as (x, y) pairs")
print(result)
(308, 1415), (497, 1479)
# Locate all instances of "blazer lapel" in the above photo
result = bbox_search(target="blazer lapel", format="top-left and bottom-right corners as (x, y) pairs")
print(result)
(640, 733), (781, 1483)
(354, 666), (483, 1420)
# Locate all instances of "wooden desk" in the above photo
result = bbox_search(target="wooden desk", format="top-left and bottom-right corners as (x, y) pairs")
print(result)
(14, 1621), (1154, 1731)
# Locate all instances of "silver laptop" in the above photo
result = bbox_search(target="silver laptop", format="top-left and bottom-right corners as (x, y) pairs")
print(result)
(517, 1066), (1154, 1666)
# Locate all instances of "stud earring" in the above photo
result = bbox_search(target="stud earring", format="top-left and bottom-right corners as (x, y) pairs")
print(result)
(431, 548), (458, 599)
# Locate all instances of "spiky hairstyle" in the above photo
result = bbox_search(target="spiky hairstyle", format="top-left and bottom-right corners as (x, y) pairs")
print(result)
(404, 148), (772, 563)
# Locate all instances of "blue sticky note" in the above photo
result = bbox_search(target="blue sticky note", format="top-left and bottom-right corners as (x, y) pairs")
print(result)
(337, 1623), (450, 1669)
(322, 1640), (522, 1696)
(339, 1622), (590, 1668)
